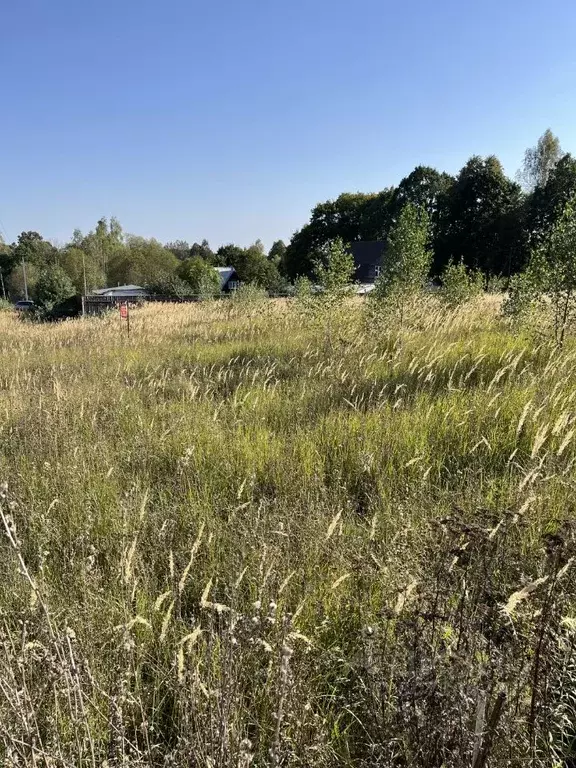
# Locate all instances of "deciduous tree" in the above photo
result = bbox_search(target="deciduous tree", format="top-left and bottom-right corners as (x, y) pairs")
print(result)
(519, 129), (563, 191)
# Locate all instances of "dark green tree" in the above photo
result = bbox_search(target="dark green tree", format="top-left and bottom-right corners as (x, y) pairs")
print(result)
(392, 166), (454, 222)
(189, 239), (215, 263)
(268, 240), (287, 266)
(506, 195), (576, 344)
(528, 154), (576, 244)
(13, 231), (58, 269)
(436, 156), (525, 276)
(234, 242), (282, 290)
(0, 238), (15, 298)
(284, 192), (388, 279)
(33, 265), (76, 310)
(216, 244), (244, 269)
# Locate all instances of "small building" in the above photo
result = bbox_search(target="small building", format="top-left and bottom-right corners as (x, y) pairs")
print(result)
(92, 285), (149, 298)
(350, 241), (386, 284)
(215, 267), (240, 293)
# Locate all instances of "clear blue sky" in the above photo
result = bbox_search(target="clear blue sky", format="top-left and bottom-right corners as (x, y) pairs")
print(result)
(2, 0), (576, 250)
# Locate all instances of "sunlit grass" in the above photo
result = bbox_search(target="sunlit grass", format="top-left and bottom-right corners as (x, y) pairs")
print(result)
(1, 297), (575, 766)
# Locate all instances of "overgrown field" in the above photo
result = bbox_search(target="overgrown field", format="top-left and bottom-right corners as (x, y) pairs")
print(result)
(1, 298), (576, 767)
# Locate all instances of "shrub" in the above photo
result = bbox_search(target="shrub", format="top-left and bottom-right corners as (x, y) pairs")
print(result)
(370, 203), (431, 326)
(32, 265), (76, 315)
(440, 259), (484, 307)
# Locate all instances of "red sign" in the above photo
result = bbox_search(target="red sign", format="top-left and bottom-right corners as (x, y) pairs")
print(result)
(120, 303), (128, 319)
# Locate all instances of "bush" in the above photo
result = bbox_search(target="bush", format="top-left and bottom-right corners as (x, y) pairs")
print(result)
(370, 203), (432, 326)
(0, 299), (12, 311)
(145, 275), (192, 299)
(33, 265), (76, 312)
(177, 257), (221, 297)
(440, 259), (484, 306)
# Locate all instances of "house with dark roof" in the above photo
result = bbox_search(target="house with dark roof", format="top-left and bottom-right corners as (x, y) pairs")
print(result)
(214, 267), (240, 292)
(350, 241), (386, 284)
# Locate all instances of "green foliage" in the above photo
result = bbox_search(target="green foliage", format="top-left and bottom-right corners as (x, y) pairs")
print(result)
(177, 257), (221, 297)
(486, 274), (507, 294)
(235, 242), (282, 290)
(504, 195), (576, 344)
(165, 240), (191, 261)
(313, 237), (355, 299)
(59, 246), (106, 294)
(2, 300), (576, 765)
(75, 217), (125, 277)
(33, 264), (76, 311)
(0, 298), (12, 311)
(268, 239), (287, 266)
(8, 261), (40, 300)
(371, 203), (431, 324)
(145, 275), (193, 298)
(284, 191), (390, 279)
(528, 154), (576, 244)
(437, 155), (526, 276)
(189, 239), (215, 263)
(13, 231), (58, 269)
(502, 270), (540, 324)
(108, 236), (178, 287)
(440, 259), (484, 307)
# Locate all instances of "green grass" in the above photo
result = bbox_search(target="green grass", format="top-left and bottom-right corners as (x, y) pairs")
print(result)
(1, 297), (575, 767)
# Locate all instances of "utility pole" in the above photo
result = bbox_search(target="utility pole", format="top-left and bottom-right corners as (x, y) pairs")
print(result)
(22, 257), (28, 301)
(82, 251), (88, 297)
(0, 270), (6, 301)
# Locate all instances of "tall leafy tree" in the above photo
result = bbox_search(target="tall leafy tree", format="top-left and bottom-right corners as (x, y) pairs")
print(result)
(437, 156), (525, 276)
(268, 240), (287, 266)
(77, 217), (125, 278)
(392, 166), (454, 223)
(519, 129), (563, 191)
(13, 231), (58, 269)
(233, 242), (282, 290)
(216, 244), (245, 269)
(0, 237), (15, 298)
(107, 236), (178, 287)
(284, 192), (387, 279)
(190, 239), (216, 263)
(59, 247), (105, 294)
(528, 154), (576, 244)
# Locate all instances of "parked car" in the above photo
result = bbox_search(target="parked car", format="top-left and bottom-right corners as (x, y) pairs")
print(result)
(14, 300), (35, 312)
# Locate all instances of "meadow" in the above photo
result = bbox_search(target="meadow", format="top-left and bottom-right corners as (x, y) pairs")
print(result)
(1, 296), (575, 767)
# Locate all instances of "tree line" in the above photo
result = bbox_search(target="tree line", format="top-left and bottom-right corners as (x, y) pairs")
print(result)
(0, 221), (290, 307)
(1, 129), (574, 309)
(284, 129), (574, 281)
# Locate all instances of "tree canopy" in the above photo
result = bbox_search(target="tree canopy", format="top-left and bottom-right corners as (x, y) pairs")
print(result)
(1, 129), (574, 302)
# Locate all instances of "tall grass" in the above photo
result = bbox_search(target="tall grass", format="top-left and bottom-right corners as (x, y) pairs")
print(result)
(1, 297), (575, 766)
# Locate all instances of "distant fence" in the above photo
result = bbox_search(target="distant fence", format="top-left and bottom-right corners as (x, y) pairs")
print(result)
(82, 292), (294, 315)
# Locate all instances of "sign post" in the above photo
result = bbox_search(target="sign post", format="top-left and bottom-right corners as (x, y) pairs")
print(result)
(120, 302), (130, 336)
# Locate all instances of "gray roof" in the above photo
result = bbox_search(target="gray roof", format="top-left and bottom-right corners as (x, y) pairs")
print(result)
(92, 285), (147, 296)
(214, 267), (237, 289)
